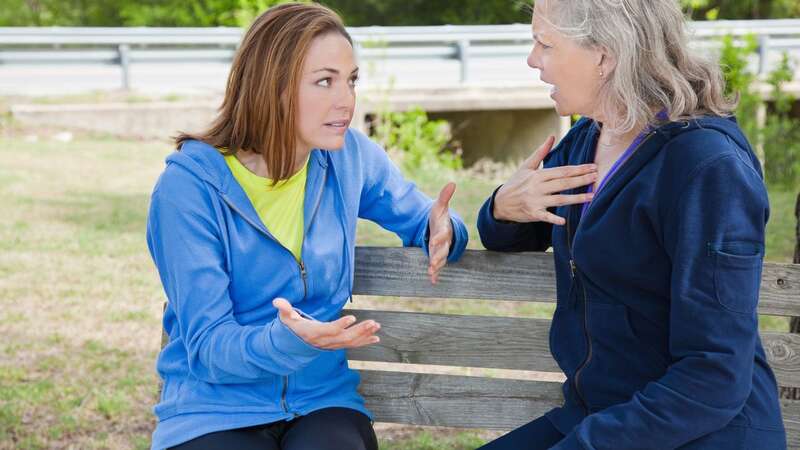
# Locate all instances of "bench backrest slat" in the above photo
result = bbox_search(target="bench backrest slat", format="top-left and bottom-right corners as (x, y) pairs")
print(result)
(352, 247), (800, 316)
(357, 370), (564, 430)
(347, 310), (559, 372)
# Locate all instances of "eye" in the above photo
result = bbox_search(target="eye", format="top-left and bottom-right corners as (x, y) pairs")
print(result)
(535, 38), (552, 50)
(349, 75), (359, 87)
(316, 78), (332, 87)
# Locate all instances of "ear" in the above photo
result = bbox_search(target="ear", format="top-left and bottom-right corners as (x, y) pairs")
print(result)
(596, 47), (616, 77)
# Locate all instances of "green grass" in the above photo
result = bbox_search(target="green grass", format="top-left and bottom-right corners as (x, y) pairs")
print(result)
(766, 187), (797, 263)
(0, 131), (796, 449)
(381, 430), (487, 450)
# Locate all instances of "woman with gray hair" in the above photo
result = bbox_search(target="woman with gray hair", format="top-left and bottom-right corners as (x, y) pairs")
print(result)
(477, 0), (786, 448)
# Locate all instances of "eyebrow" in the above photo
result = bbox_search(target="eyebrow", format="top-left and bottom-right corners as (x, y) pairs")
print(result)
(312, 67), (359, 75)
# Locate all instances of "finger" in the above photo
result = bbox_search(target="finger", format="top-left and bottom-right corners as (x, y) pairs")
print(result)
(329, 314), (357, 330)
(428, 253), (447, 284)
(325, 320), (381, 347)
(540, 172), (598, 195)
(523, 135), (556, 170)
(538, 163), (598, 182)
(349, 335), (381, 349)
(542, 193), (595, 208)
(428, 245), (449, 271)
(431, 182), (457, 217)
(429, 227), (453, 248)
(435, 182), (456, 207)
(538, 211), (567, 226)
(272, 298), (301, 322)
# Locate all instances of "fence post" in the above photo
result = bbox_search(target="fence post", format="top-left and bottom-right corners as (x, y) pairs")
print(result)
(118, 44), (131, 91)
(758, 35), (770, 76)
(456, 40), (470, 83)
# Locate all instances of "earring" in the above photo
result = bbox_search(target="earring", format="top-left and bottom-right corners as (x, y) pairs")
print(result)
(599, 69), (604, 78)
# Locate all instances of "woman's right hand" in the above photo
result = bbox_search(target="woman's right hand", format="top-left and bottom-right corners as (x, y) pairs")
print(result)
(493, 135), (598, 226)
(273, 298), (380, 350)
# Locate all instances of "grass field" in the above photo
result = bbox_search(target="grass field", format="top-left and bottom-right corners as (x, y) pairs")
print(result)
(0, 130), (796, 449)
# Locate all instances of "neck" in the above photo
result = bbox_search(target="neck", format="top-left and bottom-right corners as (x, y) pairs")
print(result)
(236, 146), (312, 179)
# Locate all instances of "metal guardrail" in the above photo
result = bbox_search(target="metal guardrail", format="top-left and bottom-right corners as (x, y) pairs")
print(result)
(0, 20), (798, 90)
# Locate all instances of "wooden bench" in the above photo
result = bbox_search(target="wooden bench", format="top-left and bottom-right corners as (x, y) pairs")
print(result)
(346, 246), (800, 447)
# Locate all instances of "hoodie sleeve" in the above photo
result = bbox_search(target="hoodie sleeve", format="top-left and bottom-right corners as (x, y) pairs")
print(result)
(147, 182), (323, 384)
(552, 151), (769, 449)
(356, 134), (468, 262)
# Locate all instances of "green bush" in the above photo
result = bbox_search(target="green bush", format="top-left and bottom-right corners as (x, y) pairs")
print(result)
(720, 35), (800, 187)
(372, 108), (462, 175)
(763, 54), (800, 189)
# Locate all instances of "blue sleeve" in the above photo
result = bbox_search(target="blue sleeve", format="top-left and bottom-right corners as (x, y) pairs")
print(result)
(356, 136), (468, 262)
(147, 186), (323, 384)
(477, 186), (553, 252)
(552, 153), (768, 449)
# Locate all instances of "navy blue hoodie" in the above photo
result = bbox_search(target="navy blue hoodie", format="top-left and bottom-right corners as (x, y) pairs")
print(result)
(478, 117), (786, 449)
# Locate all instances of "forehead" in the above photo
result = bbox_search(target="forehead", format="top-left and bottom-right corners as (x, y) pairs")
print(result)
(303, 32), (355, 69)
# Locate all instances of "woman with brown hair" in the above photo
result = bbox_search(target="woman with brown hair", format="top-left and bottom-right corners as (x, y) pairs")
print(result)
(145, 3), (468, 449)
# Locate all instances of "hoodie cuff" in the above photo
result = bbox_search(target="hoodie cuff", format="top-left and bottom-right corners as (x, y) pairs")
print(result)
(550, 431), (587, 450)
(264, 317), (323, 372)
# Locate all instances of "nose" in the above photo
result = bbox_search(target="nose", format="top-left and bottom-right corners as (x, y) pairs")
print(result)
(335, 83), (356, 112)
(527, 45), (541, 70)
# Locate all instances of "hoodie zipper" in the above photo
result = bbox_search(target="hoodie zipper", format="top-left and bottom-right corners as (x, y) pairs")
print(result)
(567, 130), (656, 416)
(219, 164), (326, 417)
(565, 206), (591, 415)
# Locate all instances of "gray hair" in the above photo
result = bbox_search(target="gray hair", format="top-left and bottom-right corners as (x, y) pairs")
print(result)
(539, 0), (735, 132)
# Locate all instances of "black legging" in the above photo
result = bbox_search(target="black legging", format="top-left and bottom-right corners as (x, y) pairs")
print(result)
(169, 407), (379, 450)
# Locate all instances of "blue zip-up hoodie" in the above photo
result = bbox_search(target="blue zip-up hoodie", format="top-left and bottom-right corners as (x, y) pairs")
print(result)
(146, 128), (468, 450)
(478, 117), (786, 449)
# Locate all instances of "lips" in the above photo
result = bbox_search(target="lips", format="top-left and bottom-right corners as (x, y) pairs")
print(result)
(324, 120), (350, 128)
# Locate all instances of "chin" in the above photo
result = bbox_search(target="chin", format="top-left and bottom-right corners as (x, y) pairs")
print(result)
(553, 102), (575, 118)
(315, 136), (347, 151)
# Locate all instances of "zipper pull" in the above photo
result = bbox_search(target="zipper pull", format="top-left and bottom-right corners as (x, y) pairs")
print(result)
(299, 260), (307, 280)
(570, 259), (577, 278)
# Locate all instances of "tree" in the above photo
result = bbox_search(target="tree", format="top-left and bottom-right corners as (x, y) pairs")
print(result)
(682, 0), (800, 20)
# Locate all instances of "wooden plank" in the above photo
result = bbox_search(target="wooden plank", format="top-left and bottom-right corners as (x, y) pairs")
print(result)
(353, 247), (557, 302)
(780, 399), (800, 448)
(347, 310), (558, 372)
(357, 370), (563, 429)
(352, 247), (800, 316)
(345, 310), (800, 387)
(764, 333), (800, 390)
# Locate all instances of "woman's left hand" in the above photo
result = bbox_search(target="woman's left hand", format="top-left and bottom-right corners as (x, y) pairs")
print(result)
(427, 182), (456, 284)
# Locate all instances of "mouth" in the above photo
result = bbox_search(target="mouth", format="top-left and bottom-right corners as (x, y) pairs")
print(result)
(324, 119), (350, 129)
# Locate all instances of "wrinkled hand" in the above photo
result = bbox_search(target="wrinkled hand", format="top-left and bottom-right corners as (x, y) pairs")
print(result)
(427, 182), (456, 284)
(494, 135), (597, 225)
(273, 298), (380, 350)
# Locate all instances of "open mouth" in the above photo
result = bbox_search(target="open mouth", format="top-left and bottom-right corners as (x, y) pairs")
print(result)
(324, 120), (350, 129)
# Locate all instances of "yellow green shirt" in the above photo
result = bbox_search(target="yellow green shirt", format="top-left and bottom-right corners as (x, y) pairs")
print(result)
(224, 154), (308, 261)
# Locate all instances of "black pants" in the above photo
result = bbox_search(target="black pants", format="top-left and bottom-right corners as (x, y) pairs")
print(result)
(169, 407), (379, 450)
(477, 415), (565, 450)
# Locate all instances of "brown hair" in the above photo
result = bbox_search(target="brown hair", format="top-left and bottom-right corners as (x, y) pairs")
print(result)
(175, 2), (351, 182)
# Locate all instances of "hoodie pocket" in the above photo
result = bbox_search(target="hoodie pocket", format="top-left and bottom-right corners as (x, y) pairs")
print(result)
(711, 242), (763, 315)
(176, 373), (283, 415)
